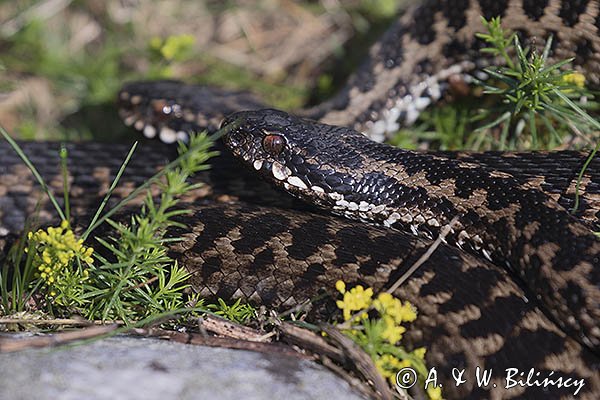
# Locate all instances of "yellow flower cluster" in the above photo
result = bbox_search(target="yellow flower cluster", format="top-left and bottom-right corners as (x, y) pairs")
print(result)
(150, 34), (196, 61)
(335, 280), (373, 321)
(427, 385), (443, 400)
(374, 292), (417, 324)
(376, 347), (442, 399)
(374, 292), (417, 344)
(335, 281), (417, 344)
(375, 354), (411, 381)
(562, 72), (585, 88)
(335, 281), (441, 399)
(27, 220), (93, 290)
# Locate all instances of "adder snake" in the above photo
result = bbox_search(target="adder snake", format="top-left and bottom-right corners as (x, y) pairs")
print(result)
(2, 1), (600, 399)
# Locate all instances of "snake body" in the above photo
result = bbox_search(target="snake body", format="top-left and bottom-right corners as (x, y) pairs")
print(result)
(221, 109), (600, 351)
(1, 144), (599, 399)
(167, 202), (599, 399)
(2, 0), (600, 398)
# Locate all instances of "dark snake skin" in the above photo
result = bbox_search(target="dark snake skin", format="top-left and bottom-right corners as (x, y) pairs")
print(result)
(3, 0), (600, 399)
(167, 202), (600, 400)
(2, 141), (598, 243)
(1, 141), (599, 399)
(222, 109), (600, 352)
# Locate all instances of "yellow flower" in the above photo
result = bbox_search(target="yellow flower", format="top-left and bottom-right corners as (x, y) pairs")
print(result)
(397, 301), (417, 322)
(333, 282), (435, 398)
(381, 315), (406, 344)
(374, 292), (394, 305)
(27, 222), (94, 289)
(336, 284), (373, 321)
(414, 347), (426, 360)
(374, 292), (417, 324)
(562, 72), (585, 88)
(427, 385), (443, 400)
(160, 34), (196, 61)
(376, 354), (398, 374)
(149, 36), (163, 51)
(376, 354), (411, 385)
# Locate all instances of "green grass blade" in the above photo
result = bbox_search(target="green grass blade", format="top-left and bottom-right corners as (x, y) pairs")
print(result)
(528, 110), (538, 149)
(539, 58), (574, 75)
(474, 111), (511, 133)
(60, 145), (71, 221)
(0, 125), (66, 221)
(552, 88), (600, 130)
(83, 131), (219, 236)
(541, 35), (553, 62)
(81, 141), (138, 241)
(571, 142), (600, 213)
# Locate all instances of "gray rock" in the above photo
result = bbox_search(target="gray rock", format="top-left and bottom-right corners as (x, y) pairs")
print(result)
(0, 336), (365, 400)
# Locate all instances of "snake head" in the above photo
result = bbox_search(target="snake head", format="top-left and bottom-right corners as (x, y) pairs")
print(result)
(221, 109), (352, 205)
(221, 109), (313, 197)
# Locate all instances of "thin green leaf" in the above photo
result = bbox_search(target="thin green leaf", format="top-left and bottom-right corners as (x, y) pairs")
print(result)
(0, 125), (66, 221)
(82, 142), (138, 241)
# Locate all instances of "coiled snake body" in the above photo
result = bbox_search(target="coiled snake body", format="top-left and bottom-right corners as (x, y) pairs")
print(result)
(2, 1), (600, 398)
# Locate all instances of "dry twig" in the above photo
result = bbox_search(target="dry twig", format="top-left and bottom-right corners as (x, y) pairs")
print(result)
(0, 324), (119, 353)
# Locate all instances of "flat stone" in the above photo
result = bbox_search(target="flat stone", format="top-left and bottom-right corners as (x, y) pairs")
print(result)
(0, 335), (365, 400)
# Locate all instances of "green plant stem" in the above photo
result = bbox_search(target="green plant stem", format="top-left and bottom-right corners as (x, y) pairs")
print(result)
(60, 145), (70, 221)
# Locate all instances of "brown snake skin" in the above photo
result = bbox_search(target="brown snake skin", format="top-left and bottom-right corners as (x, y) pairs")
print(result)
(0, 141), (599, 399)
(168, 202), (600, 400)
(3, 1), (600, 399)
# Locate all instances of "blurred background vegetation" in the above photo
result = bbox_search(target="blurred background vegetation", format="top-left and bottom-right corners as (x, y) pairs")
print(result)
(1, 0), (598, 150)
(0, 0), (405, 142)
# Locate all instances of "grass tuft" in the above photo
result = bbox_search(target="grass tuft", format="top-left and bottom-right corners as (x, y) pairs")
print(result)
(0, 128), (217, 324)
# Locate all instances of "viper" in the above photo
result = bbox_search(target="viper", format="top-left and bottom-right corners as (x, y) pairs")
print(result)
(1, 1), (600, 399)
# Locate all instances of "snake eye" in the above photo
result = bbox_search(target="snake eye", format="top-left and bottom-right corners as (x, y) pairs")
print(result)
(262, 134), (286, 156)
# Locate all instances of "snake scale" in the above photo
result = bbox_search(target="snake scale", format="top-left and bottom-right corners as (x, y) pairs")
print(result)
(1, 0), (600, 398)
